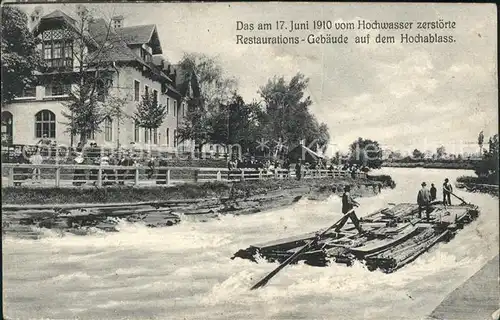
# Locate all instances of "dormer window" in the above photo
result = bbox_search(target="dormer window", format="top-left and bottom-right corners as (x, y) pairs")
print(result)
(141, 48), (152, 63)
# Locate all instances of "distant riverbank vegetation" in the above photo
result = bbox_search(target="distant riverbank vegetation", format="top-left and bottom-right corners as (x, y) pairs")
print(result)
(382, 133), (498, 175)
(454, 133), (499, 194)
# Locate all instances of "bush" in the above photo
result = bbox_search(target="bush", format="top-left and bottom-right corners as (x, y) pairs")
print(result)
(456, 175), (498, 185)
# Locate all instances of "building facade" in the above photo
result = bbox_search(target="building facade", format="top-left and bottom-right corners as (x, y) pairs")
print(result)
(2, 7), (208, 154)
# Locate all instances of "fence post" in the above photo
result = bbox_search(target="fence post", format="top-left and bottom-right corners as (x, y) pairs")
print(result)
(55, 165), (61, 187)
(8, 166), (14, 187)
(166, 169), (171, 185)
(274, 170), (278, 180)
(134, 167), (139, 186)
(216, 171), (221, 181)
(97, 167), (102, 187)
(259, 170), (262, 180)
(241, 170), (245, 181)
(194, 169), (199, 183)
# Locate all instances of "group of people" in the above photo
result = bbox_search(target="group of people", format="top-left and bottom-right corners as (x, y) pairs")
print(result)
(417, 178), (454, 220)
(335, 177), (456, 235)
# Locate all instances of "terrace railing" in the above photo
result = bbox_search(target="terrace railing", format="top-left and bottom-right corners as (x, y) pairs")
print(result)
(1, 163), (367, 188)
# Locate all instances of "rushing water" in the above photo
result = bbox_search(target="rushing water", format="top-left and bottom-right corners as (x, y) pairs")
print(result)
(2, 168), (498, 320)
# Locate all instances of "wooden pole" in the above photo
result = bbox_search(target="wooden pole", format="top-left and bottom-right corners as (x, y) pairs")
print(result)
(250, 208), (356, 290)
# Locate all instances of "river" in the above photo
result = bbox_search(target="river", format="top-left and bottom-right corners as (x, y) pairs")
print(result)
(2, 168), (498, 320)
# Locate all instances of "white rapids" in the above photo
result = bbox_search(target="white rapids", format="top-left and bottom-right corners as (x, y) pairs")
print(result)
(2, 168), (498, 320)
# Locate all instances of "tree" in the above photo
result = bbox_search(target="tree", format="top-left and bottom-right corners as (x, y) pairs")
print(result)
(134, 93), (167, 144)
(1, 6), (44, 104)
(177, 95), (214, 154)
(475, 134), (498, 183)
(412, 149), (423, 159)
(210, 94), (263, 154)
(176, 53), (237, 153)
(436, 146), (446, 159)
(478, 130), (484, 156)
(106, 94), (131, 149)
(349, 137), (383, 168)
(59, 6), (123, 146)
(258, 73), (330, 156)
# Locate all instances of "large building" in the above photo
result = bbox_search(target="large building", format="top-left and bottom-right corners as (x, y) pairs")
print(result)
(2, 6), (209, 154)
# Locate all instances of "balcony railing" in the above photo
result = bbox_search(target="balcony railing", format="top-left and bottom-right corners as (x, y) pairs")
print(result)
(43, 58), (73, 72)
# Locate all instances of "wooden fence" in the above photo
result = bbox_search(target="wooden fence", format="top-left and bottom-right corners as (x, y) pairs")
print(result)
(1, 163), (367, 188)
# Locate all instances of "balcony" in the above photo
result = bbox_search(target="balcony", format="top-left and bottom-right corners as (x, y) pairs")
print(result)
(43, 58), (74, 73)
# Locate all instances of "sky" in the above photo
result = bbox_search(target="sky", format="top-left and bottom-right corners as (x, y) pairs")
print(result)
(14, 2), (498, 155)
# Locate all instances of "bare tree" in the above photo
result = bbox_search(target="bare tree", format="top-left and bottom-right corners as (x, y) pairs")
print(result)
(59, 6), (124, 146)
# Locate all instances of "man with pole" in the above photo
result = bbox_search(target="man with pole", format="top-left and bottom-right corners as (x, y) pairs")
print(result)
(335, 185), (364, 233)
(443, 178), (453, 205)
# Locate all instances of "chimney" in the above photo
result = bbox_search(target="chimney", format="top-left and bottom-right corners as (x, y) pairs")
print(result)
(29, 6), (43, 31)
(111, 15), (124, 29)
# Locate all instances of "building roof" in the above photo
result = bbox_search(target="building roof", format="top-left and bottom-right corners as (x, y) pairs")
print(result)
(33, 9), (184, 95)
(88, 18), (143, 63)
(115, 24), (162, 54)
(33, 9), (78, 36)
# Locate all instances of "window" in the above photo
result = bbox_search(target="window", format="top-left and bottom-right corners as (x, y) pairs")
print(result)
(134, 120), (140, 142)
(97, 80), (106, 102)
(64, 42), (73, 59)
(166, 98), (169, 114)
(173, 129), (177, 147)
(144, 128), (149, 143)
(21, 85), (36, 97)
(49, 83), (71, 96)
(166, 128), (169, 146)
(44, 47), (52, 59)
(86, 130), (95, 140)
(1, 111), (13, 146)
(53, 42), (62, 59)
(144, 85), (149, 98)
(153, 90), (158, 103)
(35, 110), (56, 138)
(153, 128), (158, 144)
(141, 48), (152, 63)
(134, 80), (140, 101)
(41, 29), (73, 70)
(173, 100), (177, 116)
(104, 117), (112, 141)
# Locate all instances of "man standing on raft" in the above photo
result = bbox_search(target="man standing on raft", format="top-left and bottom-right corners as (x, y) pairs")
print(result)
(335, 185), (364, 234)
(443, 178), (453, 205)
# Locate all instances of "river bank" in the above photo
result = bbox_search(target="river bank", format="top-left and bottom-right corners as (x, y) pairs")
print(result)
(2, 176), (392, 237)
(429, 254), (499, 320)
(2, 175), (392, 205)
(455, 175), (499, 197)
